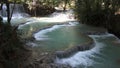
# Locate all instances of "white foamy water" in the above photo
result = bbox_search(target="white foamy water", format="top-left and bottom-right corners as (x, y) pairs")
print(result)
(35, 11), (75, 23)
(55, 34), (120, 68)
(18, 18), (38, 29)
(34, 22), (78, 41)
(55, 35), (106, 67)
(34, 24), (62, 40)
(26, 42), (37, 47)
(18, 21), (33, 29)
(49, 13), (74, 22)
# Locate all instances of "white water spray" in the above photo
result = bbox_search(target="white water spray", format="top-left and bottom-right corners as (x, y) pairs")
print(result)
(55, 35), (109, 67)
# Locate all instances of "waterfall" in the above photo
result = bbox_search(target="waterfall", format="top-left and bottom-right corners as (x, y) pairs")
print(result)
(0, 4), (29, 18)
(0, 4), (7, 17)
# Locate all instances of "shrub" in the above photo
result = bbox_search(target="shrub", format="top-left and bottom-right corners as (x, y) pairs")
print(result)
(0, 22), (30, 68)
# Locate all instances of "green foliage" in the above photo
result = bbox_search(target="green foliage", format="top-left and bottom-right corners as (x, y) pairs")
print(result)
(75, 0), (120, 27)
(0, 1), (31, 68)
(0, 22), (30, 68)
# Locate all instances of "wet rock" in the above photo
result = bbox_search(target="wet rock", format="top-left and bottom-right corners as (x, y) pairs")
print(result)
(24, 52), (72, 68)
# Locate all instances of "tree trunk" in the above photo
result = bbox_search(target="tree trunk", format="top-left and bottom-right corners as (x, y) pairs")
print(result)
(6, 2), (11, 24)
(4, 0), (16, 24)
(63, 0), (68, 11)
(0, 3), (3, 10)
(4, 0), (11, 24)
(10, 0), (16, 22)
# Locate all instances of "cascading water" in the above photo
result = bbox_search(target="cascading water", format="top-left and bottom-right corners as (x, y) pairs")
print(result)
(0, 4), (7, 17)
(0, 4), (29, 21)
(55, 34), (120, 68)
(7, 9), (120, 68)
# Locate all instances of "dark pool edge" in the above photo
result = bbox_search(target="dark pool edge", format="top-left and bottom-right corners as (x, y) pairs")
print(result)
(55, 31), (107, 58)
(55, 39), (95, 58)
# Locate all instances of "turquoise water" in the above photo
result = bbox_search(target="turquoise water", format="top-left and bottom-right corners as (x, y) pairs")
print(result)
(14, 11), (120, 68)
(19, 19), (120, 68)
(33, 23), (92, 51)
(56, 34), (120, 68)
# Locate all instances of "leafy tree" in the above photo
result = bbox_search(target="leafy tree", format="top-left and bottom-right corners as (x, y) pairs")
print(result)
(75, 0), (120, 27)
(0, 0), (30, 68)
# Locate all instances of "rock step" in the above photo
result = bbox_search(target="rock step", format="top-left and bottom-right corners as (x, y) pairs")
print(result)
(55, 41), (94, 58)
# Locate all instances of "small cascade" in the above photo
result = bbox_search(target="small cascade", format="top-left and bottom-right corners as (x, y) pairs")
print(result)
(0, 4), (29, 18)
(0, 4), (7, 17)
(55, 34), (120, 68)
(55, 41), (94, 58)
(55, 35), (106, 67)
(47, 10), (75, 22)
